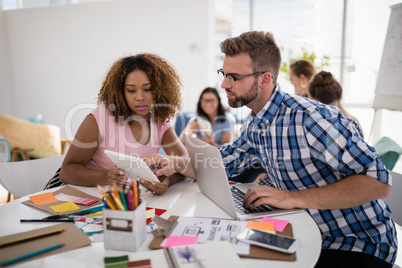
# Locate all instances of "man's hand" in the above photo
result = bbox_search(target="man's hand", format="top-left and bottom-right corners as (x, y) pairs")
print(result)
(243, 186), (296, 210)
(244, 175), (391, 210)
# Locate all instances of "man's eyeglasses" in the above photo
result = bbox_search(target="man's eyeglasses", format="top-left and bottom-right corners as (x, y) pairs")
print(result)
(217, 69), (272, 87)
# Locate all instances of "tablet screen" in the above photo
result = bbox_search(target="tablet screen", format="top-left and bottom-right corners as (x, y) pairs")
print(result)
(104, 150), (159, 183)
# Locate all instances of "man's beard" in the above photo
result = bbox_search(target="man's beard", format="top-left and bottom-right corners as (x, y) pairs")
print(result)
(227, 80), (258, 108)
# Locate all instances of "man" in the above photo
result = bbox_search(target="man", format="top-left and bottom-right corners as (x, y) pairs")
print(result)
(149, 31), (397, 267)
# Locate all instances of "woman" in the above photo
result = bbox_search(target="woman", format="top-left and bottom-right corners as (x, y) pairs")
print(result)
(48, 54), (187, 195)
(309, 71), (364, 138)
(289, 59), (316, 97)
(180, 87), (233, 147)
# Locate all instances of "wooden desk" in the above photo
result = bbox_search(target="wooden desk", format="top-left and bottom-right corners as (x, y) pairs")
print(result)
(0, 179), (321, 267)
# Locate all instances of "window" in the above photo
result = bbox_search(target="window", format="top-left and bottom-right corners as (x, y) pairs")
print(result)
(215, 0), (401, 140)
(2, 0), (111, 10)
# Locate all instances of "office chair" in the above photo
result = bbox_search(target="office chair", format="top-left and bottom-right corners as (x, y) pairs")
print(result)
(383, 170), (402, 267)
(0, 155), (65, 199)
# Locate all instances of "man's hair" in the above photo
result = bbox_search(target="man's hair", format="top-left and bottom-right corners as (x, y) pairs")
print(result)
(289, 59), (316, 80)
(220, 31), (281, 84)
(309, 71), (342, 105)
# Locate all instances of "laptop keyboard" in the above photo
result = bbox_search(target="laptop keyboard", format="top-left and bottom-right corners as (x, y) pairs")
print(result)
(230, 187), (273, 215)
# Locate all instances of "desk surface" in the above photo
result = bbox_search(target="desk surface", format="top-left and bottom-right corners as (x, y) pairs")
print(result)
(0, 179), (321, 268)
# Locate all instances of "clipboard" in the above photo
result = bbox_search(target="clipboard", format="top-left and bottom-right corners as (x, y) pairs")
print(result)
(148, 216), (296, 261)
(21, 185), (102, 215)
(0, 223), (91, 265)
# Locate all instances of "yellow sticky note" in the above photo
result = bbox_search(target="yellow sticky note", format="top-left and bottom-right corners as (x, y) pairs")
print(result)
(50, 201), (80, 213)
(146, 208), (156, 219)
(246, 221), (274, 231)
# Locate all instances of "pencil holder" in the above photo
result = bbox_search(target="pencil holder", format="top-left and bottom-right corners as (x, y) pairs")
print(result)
(103, 201), (146, 252)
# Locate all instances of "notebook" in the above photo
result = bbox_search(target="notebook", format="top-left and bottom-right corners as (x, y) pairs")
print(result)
(107, 242), (244, 268)
(149, 216), (297, 261)
(183, 134), (301, 220)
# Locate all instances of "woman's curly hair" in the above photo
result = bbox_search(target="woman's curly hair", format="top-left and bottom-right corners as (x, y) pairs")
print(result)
(97, 53), (182, 123)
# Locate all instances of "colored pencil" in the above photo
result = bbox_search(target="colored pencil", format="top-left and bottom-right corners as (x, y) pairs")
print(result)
(110, 191), (125, 210)
(102, 199), (109, 209)
(132, 179), (138, 208)
(126, 189), (132, 211)
(1, 243), (65, 266)
(97, 185), (116, 210)
(89, 212), (103, 217)
(0, 229), (63, 248)
(119, 187), (128, 211)
(137, 180), (141, 205)
(112, 185), (120, 201)
(105, 192), (117, 210)
(20, 219), (74, 223)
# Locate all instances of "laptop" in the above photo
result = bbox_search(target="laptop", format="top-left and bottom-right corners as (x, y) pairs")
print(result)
(183, 134), (301, 220)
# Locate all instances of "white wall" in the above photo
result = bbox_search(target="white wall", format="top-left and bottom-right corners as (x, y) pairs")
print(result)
(1, 0), (215, 138)
(0, 0), (14, 115)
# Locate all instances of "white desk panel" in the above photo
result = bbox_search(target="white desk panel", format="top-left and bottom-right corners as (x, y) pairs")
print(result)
(0, 179), (321, 268)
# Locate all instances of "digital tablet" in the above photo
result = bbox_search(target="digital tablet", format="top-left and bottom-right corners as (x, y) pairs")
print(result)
(104, 150), (160, 183)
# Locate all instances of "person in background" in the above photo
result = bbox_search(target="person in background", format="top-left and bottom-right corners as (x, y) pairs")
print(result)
(289, 59), (316, 97)
(308, 70), (364, 138)
(148, 31), (397, 267)
(180, 87), (233, 147)
(45, 54), (187, 195)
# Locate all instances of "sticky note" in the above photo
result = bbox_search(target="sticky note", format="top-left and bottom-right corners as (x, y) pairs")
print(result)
(54, 193), (98, 206)
(29, 192), (59, 205)
(246, 221), (274, 231)
(163, 235), (199, 248)
(50, 201), (80, 213)
(145, 208), (155, 219)
(146, 207), (167, 225)
(261, 217), (289, 232)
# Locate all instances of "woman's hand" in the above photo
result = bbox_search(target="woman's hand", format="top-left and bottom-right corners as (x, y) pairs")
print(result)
(183, 121), (200, 136)
(203, 132), (214, 145)
(139, 175), (169, 195)
(143, 153), (176, 176)
(106, 165), (128, 186)
(143, 153), (195, 179)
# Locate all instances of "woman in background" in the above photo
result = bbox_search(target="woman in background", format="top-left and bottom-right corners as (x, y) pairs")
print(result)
(46, 54), (187, 195)
(180, 87), (233, 147)
(289, 59), (316, 97)
(309, 70), (364, 138)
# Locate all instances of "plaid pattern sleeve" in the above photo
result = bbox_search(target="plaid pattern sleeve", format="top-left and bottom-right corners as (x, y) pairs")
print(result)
(221, 117), (260, 178)
(222, 86), (397, 265)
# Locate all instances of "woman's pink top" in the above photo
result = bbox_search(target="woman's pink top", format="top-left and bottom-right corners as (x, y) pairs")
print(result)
(86, 104), (170, 170)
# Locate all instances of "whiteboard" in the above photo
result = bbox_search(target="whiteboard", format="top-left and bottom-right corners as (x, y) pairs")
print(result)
(374, 3), (402, 111)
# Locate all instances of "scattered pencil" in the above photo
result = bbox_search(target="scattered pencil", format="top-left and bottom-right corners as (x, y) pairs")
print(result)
(0, 229), (64, 248)
(1, 243), (65, 266)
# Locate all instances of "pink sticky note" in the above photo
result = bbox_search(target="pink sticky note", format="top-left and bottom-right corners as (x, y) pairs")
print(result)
(163, 235), (199, 248)
(261, 217), (289, 232)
